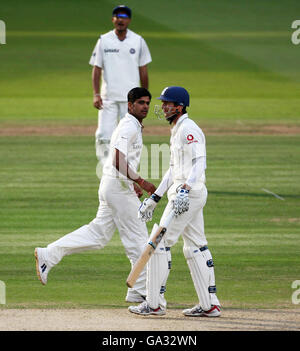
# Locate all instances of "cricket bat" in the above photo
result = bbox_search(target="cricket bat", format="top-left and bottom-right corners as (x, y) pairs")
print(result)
(126, 210), (175, 288)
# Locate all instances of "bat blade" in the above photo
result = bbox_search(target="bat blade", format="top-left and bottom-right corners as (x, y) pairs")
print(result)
(126, 226), (166, 288)
(126, 210), (174, 288)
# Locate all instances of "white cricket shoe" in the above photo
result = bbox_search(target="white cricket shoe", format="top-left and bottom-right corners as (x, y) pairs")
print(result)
(183, 304), (221, 317)
(128, 301), (166, 316)
(34, 248), (51, 285)
(125, 291), (146, 303)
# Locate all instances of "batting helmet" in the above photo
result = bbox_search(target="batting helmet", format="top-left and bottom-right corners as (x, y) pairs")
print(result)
(157, 86), (190, 107)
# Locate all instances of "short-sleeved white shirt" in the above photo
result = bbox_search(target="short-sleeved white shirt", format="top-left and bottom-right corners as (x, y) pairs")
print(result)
(170, 114), (206, 188)
(103, 112), (143, 181)
(89, 29), (152, 101)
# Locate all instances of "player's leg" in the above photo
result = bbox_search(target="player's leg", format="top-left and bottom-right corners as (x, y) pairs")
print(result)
(158, 246), (172, 308)
(95, 100), (118, 167)
(128, 234), (168, 316)
(182, 244), (221, 317)
(146, 239), (171, 308)
(101, 178), (148, 302)
(129, 198), (188, 316)
(157, 186), (202, 302)
(117, 101), (128, 121)
(35, 183), (116, 285)
(181, 186), (221, 317)
(131, 184), (220, 316)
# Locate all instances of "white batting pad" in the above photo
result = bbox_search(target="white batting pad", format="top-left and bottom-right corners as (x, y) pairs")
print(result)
(146, 240), (169, 309)
(158, 247), (171, 309)
(183, 246), (212, 311)
(149, 223), (159, 242)
(202, 248), (220, 307)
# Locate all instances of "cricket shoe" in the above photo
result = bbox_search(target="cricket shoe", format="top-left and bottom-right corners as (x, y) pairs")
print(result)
(34, 248), (51, 285)
(128, 301), (166, 316)
(182, 304), (221, 317)
(125, 291), (146, 303)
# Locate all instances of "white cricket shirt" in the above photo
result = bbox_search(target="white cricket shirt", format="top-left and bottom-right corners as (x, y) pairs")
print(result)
(89, 29), (152, 101)
(103, 112), (143, 181)
(170, 114), (206, 189)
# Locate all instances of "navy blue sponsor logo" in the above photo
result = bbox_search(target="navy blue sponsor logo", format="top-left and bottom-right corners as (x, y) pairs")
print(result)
(104, 49), (119, 53)
(130, 48), (136, 54)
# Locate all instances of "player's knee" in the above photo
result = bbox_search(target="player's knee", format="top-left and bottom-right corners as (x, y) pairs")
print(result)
(183, 245), (212, 269)
(183, 246), (198, 260)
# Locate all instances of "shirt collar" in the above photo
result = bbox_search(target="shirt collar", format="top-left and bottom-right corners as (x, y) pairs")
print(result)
(113, 29), (131, 40)
(126, 112), (144, 131)
(171, 113), (188, 135)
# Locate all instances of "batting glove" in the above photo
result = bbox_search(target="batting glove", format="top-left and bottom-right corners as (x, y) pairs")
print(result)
(138, 193), (161, 222)
(173, 188), (189, 216)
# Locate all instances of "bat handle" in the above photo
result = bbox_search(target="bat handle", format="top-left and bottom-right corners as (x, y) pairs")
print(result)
(161, 209), (175, 228)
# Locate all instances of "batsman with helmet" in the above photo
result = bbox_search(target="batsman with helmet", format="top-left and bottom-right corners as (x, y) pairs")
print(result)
(128, 86), (221, 317)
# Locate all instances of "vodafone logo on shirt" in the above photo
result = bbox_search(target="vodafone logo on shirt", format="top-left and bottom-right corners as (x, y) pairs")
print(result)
(187, 134), (198, 144)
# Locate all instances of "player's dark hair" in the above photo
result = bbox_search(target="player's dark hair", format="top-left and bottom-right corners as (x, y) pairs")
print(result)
(128, 87), (152, 103)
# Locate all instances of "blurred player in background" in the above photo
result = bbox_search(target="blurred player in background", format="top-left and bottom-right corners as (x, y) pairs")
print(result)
(90, 5), (152, 170)
(35, 88), (156, 304)
(129, 86), (221, 317)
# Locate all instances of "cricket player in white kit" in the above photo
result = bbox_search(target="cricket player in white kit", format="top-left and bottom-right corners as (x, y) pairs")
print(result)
(129, 86), (221, 317)
(90, 5), (152, 167)
(34, 88), (156, 303)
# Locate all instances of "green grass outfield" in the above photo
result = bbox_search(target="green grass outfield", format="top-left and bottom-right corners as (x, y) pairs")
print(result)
(0, 135), (299, 309)
(1, 0), (300, 127)
(0, 0), (300, 310)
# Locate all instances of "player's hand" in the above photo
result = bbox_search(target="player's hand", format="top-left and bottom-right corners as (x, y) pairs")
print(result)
(137, 178), (156, 195)
(173, 187), (189, 216)
(138, 197), (157, 222)
(93, 95), (103, 110)
(133, 183), (143, 198)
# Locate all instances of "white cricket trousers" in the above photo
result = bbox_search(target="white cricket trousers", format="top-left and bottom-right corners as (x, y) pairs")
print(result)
(146, 182), (220, 309)
(95, 100), (127, 164)
(45, 176), (148, 296)
(161, 183), (208, 248)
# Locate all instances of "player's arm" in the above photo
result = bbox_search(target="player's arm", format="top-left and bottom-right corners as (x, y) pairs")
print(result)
(92, 66), (103, 109)
(138, 167), (173, 222)
(183, 156), (206, 190)
(154, 167), (173, 197)
(113, 148), (156, 195)
(181, 127), (206, 191)
(139, 65), (149, 89)
(138, 37), (151, 90)
(90, 38), (103, 110)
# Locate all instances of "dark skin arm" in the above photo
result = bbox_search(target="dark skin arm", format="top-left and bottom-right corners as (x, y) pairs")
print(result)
(139, 65), (149, 89)
(113, 149), (156, 195)
(92, 66), (103, 109)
